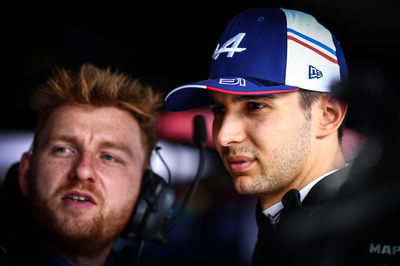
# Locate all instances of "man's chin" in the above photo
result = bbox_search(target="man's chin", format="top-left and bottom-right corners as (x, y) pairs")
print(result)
(53, 212), (99, 234)
(56, 216), (101, 238)
(45, 214), (117, 254)
(30, 191), (132, 254)
(232, 174), (255, 195)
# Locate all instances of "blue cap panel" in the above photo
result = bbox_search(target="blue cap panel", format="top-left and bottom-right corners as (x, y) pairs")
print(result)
(164, 86), (210, 111)
(209, 8), (288, 84)
(332, 34), (348, 79)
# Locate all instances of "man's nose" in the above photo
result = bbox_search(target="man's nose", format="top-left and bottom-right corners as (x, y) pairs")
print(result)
(71, 151), (96, 182)
(214, 114), (246, 147)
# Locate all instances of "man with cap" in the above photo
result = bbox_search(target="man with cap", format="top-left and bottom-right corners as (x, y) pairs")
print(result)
(165, 7), (351, 265)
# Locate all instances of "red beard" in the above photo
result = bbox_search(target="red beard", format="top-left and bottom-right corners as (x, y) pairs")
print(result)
(28, 177), (134, 255)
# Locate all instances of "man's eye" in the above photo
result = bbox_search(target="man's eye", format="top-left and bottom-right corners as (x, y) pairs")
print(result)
(247, 102), (265, 110)
(102, 154), (118, 162)
(209, 105), (226, 115)
(53, 147), (70, 153)
(52, 146), (74, 157)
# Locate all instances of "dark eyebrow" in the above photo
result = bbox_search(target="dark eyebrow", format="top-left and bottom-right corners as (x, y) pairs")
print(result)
(208, 94), (276, 105)
(231, 95), (276, 102)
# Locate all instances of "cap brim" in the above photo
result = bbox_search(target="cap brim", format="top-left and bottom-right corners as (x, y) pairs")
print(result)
(164, 77), (299, 111)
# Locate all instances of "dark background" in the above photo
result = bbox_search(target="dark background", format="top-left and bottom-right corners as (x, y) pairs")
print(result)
(0, 2), (399, 265)
(1, 1), (398, 130)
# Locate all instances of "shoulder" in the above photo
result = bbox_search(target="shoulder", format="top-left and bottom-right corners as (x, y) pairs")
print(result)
(111, 238), (138, 266)
(0, 163), (39, 265)
(302, 165), (351, 210)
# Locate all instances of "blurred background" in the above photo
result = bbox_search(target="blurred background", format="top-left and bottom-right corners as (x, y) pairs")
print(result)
(0, 1), (398, 265)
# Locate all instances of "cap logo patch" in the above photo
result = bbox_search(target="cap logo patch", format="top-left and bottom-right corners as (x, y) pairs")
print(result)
(308, 65), (323, 79)
(219, 78), (246, 86)
(212, 33), (247, 60)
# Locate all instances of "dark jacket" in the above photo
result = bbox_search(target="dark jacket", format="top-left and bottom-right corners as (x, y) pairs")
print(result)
(252, 166), (400, 266)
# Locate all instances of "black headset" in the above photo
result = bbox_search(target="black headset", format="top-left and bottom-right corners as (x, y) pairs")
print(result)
(121, 168), (175, 245)
(121, 114), (207, 246)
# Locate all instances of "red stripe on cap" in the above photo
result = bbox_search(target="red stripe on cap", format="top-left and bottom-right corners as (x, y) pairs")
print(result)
(288, 36), (338, 64)
(206, 86), (299, 94)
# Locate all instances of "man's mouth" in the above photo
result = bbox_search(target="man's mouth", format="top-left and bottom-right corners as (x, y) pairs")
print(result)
(68, 195), (91, 202)
(226, 155), (255, 173)
(62, 190), (97, 207)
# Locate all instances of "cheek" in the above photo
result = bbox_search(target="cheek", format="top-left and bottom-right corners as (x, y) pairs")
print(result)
(105, 171), (142, 208)
(254, 113), (299, 137)
(31, 159), (67, 194)
(211, 119), (220, 140)
(247, 117), (293, 155)
(247, 119), (271, 145)
(212, 121), (222, 153)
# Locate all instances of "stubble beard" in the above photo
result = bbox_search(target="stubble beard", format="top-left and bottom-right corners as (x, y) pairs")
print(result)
(230, 119), (312, 196)
(29, 178), (134, 256)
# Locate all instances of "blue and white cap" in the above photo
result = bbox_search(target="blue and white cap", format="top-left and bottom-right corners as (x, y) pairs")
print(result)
(164, 8), (348, 111)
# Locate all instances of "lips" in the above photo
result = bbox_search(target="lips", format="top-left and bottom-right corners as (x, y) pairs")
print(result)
(226, 155), (255, 173)
(62, 190), (97, 208)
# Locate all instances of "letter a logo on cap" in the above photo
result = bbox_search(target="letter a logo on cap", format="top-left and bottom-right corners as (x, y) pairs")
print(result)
(212, 33), (247, 60)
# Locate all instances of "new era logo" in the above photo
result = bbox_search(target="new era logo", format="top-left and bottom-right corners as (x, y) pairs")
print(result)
(308, 65), (323, 79)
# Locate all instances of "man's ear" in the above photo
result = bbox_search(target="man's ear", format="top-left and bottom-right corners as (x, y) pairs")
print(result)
(18, 152), (32, 197)
(316, 95), (347, 138)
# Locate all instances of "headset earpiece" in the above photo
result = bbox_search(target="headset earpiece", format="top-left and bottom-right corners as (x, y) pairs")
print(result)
(122, 169), (175, 245)
(123, 115), (206, 248)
